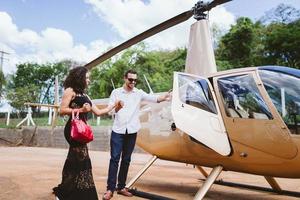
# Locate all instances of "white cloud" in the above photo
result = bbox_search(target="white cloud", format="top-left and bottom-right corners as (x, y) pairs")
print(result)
(209, 6), (236, 31)
(84, 0), (235, 49)
(0, 11), (113, 75)
(0, 1), (236, 75)
(38, 28), (74, 52)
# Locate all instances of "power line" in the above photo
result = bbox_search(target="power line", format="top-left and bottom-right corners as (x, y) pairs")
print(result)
(0, 50), (9, 72)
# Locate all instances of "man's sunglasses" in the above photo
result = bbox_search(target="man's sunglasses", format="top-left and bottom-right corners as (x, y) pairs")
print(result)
(127, 78), (138, 83)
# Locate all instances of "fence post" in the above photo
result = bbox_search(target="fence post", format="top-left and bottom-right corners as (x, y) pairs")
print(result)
(97, 116), (101, 126)
(48, 108), (52, 125)
(6, 111), (10, 126)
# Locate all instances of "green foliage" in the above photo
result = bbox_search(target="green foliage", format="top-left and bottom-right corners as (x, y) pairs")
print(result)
(89, 44), (186, 99)
(7, 62), (69, 111)
(7, 84), (39, 112)
(216, 60), (232, 71)
(90, 5), (299, 97)
(262, 19), (300, 68)
(216, 17), (264, 68)
(0, 70), (6, 98)
(215, 4), (300, 70)
(6, 4), (300, 107)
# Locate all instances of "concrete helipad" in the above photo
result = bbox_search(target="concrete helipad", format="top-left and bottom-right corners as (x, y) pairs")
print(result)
(0, 147), (299, 200)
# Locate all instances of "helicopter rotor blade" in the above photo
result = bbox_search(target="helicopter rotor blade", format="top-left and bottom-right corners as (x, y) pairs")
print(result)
(206, 0), (232, 11)
(85, 0), (232, 70)
(85, 9), (193, 69)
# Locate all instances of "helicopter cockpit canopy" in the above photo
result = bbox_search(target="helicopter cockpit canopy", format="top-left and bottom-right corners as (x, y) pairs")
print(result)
(258, 66), (300, 135)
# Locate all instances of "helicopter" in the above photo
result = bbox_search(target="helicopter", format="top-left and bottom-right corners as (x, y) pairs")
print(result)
(85, 0), (300, 199)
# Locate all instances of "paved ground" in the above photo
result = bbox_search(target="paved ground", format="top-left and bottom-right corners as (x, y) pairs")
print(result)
(0, 147), (300, 200)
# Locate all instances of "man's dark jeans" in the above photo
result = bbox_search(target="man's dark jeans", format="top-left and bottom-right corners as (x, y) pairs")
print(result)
(107, 131), (137, 192)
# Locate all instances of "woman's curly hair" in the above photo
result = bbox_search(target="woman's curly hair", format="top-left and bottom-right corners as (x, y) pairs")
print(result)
(63, 66), (88, 94)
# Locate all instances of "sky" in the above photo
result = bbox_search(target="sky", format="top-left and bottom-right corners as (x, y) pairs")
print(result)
(0, 0), (300, 75)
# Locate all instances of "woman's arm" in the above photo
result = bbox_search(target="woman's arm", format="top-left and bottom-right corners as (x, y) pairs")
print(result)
(91, 100), (123, 116)
(59, 88), (91, 116)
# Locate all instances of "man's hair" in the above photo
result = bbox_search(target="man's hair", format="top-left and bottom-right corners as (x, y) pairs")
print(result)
(124, 69), (137, 78)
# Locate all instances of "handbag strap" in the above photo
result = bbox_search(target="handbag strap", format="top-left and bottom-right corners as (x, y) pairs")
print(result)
(72, 109), (80, 119)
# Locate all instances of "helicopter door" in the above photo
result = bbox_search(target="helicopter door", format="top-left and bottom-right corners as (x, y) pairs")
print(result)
(215, 72), (297, 159)
(171, 72), (231, 156)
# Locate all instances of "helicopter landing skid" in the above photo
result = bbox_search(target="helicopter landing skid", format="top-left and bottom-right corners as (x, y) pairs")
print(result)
(127, 157), (223, 200)
(196, 166), (209, 178)
(194, 165), (223, 200)
(129, 188), (175, 200)
(264, 176), (282, 192)
(126, 155), (158, 189)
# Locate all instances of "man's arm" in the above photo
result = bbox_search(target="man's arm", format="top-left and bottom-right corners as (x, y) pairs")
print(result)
(157, 90), (172, 103)
(141, 89), (172, 103)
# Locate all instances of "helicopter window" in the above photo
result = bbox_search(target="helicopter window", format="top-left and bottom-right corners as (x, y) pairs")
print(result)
(259, 70), (300, 134)
(178, 74), (217, 114)
(218, 74), (273, 120)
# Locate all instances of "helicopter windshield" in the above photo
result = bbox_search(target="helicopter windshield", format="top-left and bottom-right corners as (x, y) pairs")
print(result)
(259, 69), (300, 134)
(218, 74), (273, 120)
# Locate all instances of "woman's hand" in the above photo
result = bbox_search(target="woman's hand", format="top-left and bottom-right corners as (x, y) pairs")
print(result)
(81, 103), (91, 112)
(115, 100), (124, 113)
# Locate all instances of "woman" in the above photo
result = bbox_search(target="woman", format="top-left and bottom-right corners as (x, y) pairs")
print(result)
(53, 66), (121, 200)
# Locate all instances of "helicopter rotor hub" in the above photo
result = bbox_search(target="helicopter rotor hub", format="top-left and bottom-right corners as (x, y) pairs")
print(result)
(193, 1), (209, 20)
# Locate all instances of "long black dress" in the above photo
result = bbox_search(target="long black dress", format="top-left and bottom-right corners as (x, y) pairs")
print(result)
(53, 94), (98, 200)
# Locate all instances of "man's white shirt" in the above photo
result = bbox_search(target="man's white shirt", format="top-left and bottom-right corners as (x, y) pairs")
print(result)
(108, 87), (158, 134)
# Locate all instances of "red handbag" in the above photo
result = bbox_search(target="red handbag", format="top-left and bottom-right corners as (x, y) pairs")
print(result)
(70, 110), (93, 143)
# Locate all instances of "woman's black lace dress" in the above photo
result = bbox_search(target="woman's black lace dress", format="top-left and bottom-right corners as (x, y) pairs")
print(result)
(53, 94), (98, 200)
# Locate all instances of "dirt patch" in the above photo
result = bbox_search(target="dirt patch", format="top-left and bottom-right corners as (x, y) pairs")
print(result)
(0, 147), (299, 200)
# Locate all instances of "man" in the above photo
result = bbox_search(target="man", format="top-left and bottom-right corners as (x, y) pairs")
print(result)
(103, 69), (171, 200)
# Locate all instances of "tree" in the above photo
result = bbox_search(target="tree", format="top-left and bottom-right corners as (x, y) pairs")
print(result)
(0, 70), (5, 99)
(216, 4), (300, 70)
(7, 62), (68, 111)
(216, 17), (264, 69)
(89, 45), (143, 99)
(261, 4), (300, 24)
(262, 19), (300, 68)
(89, 45), (187, 99)
(7, 84), (39, 112)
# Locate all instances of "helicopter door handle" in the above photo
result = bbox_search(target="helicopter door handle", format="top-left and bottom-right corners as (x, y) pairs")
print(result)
(171, 123), (176, 131)
(281, 126), (287, 129)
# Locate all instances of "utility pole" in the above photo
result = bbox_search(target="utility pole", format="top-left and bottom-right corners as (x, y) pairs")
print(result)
(0, 50), (9, 72)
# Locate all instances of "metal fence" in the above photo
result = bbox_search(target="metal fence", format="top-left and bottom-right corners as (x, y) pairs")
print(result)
(0, 107), (113, 128)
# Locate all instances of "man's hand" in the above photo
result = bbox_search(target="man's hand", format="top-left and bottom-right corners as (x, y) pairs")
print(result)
(115, 100), (124, 113)
(157, 89), (172, 103)
(164, 89), (172, 101)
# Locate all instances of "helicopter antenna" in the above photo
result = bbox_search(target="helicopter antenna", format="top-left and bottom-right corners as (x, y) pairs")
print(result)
(143, 74), (154, 94)
(110, 79), (116, 90)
